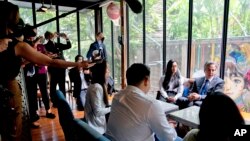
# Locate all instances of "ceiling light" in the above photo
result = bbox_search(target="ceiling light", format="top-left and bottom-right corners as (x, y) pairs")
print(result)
(48, 0), (55, 11)
(36, 1), (48, 12)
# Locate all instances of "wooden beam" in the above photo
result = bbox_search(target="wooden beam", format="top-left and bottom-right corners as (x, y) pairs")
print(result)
(120, 0), (127, 88)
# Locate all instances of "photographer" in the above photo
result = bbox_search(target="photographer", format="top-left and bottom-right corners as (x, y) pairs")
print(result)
(23, 26), (56, 128)
(0, 2), (93, 140)
(86, 32), (107, 61)
(44, 31), (71, 106)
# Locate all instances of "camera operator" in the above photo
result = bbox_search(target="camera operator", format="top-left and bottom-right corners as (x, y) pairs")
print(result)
(0, 2), (93, 140)
(44, 31), (71, 106)
(86, 32), (107, 61)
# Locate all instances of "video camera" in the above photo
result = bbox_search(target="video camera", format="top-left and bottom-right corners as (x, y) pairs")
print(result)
(10, 18), (36, 38)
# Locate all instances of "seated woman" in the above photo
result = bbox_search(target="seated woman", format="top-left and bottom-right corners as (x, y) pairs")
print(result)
(84, 60), (111, 134)
(158, 60), (186, 103)
(183, 92), (245, 141)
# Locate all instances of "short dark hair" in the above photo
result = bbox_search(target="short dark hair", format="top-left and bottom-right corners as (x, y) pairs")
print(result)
(96, 32), (102, 37)
(126, 63), (150, 86)
(204, 61), (216, 71)
(23, 24), (36, 38)
(74, 55), (83, 62)
(44, 31), (52, 40)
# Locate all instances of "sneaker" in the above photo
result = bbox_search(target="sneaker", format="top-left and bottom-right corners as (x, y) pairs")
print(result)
(46, 113), (56, 119)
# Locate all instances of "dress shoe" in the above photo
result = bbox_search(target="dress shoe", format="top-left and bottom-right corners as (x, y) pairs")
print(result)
(31, 114), (40, 122)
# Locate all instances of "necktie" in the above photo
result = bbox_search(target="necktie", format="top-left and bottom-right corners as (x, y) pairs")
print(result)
(99, 48), (103, 58)
(200, 79), (209, 95)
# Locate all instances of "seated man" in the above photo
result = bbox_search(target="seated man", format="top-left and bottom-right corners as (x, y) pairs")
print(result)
(177, 61), (224, 109)
(106, 63), (179, 141)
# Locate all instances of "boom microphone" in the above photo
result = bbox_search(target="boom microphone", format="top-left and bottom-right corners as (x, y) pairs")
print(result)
(125, 0), (143, 14)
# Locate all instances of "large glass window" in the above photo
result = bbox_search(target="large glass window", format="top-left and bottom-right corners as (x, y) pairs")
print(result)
(36, 4), (56, 38)
(128, 0), (143, 65)
(225, 0), (250, 113)
(145, 0), (163, 91)
(112, 26), (121, 90)
(19, 8), (33, 25)
(103, 3), (121, 90)
(166, 0), (189, 78)
(79, 9), (95, 60)
(191, 0), (224, 78)
(59, 6), (78, 62)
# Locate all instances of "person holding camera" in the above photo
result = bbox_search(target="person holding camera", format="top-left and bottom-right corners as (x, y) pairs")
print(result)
(44, 31), (71, 106)
(86, 32), (107, 61)
(0, 2), (93, 139)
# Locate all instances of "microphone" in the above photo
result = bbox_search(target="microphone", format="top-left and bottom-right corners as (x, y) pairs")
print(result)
(125, 0), (143, 14)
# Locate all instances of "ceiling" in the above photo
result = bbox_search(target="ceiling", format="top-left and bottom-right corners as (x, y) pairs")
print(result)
(14, 0), (112, 9)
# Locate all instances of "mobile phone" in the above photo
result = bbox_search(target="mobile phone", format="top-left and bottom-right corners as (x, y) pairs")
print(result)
(88, 59), (103, 64)
(59, 33), (64, 36)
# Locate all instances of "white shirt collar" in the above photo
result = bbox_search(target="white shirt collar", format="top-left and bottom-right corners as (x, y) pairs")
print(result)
(206, 76), (214, 82)
(126, 85), (147, 97)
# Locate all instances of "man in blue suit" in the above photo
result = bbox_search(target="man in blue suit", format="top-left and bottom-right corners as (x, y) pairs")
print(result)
(177, 61), (224, 109)
(86, 32), (107, 61)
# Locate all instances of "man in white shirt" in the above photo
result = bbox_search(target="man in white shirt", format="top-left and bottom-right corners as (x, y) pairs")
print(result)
(106, 63), (179, 141)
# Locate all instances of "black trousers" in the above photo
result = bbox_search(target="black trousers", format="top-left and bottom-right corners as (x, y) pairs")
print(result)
(25, 75), (38, 122)
(49, 67), (66, 105)
(35, 73), (50, 110)
(176, 96), (203, 109)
